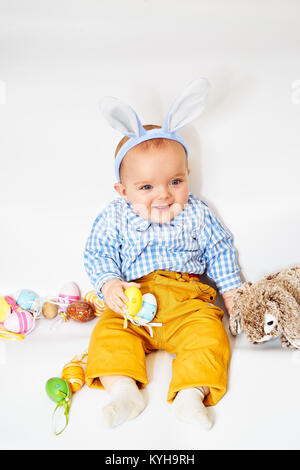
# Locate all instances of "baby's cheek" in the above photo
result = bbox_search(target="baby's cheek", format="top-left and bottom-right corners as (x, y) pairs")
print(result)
(131, 200), (151, 219)
(170, 202), (184, 217)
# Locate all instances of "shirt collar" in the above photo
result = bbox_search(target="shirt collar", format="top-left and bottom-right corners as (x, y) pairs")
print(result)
(122, 199), (152, 231)
(131, 214), (152, 232)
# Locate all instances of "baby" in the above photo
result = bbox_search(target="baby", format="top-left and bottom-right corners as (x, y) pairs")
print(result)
(84, 80), (242, 430)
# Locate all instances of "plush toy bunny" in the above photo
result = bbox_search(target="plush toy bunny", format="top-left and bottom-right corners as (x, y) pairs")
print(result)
(229, 266), (300, 349)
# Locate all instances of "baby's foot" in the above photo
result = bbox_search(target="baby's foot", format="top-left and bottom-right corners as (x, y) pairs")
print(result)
(172, 387), (213, 431)
(102, 377), (146, 428)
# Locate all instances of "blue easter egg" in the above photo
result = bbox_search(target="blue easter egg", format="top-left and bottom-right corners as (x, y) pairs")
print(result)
(135, 293), (157, 323)
(16, 289), (39, 310)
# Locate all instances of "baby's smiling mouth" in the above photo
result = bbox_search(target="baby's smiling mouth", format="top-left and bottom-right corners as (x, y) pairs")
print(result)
(152, 204), (172, 210)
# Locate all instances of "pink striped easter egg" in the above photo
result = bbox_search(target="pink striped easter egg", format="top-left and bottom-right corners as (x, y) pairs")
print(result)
(4, 309), (35, 335)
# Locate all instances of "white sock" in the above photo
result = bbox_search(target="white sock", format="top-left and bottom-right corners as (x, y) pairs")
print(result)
(102, 377), (146, 428)
(172, 387), (214, 431)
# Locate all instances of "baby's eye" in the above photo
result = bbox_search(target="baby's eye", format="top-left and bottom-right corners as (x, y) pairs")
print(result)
(170, 179), (181, 186)
(139, 184), (152, 190)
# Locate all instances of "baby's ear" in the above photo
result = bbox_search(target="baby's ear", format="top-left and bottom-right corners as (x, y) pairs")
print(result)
(113, 182), (127, 199)
(99, 96), (146, 138)
(162, 78), (210, 133)
(229, 282), (252, 336)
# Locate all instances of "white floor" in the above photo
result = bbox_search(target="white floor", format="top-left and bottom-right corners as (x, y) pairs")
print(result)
(1, 299), (300, 451)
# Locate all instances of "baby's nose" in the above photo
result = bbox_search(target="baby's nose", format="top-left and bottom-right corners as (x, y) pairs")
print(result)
(158, 185), (172, 199)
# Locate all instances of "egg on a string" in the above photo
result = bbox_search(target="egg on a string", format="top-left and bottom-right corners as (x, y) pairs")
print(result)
(62, 361), (85, 393)
(14, 289), (39, 311)
(124, 287), (143, 317)
(135, 293), (157, 323)
(42, 301), (58, 319)
(4, 309), (35, 335)
(84, 291), (107, 317)
(66, 300), (95, 322)
(46, 377), (72, 403)
(58, 282), (81, 313)
(45, 377), (73, 435)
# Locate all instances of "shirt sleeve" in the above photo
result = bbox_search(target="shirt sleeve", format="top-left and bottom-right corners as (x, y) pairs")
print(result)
(200, 202), (242, 294)
(83, 202), (122, 300)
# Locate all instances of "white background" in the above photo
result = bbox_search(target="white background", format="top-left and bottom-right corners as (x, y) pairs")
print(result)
(0, 0), (300, 450)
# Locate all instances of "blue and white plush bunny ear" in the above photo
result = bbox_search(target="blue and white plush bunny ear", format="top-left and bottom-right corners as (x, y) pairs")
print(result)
(99, 96), (146, 138)
(162, 78), (210, 133)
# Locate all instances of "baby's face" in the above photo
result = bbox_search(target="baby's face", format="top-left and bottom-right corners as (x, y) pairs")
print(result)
(114, 140), (190, 224)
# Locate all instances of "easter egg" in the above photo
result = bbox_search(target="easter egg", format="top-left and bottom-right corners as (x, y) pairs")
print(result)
(46, 377), (72, 403)
(84, 291), (107, 317)
(4, 309), (35, 335)
(58, 282), (81, 310)
(124, 287), (143, 317)
(135, 293), (157, 323)
(42, 301), (58, 319)
(0, 296), (13, 323)
(15, 289), (39, 311)
(66, 300), (95, 322)
(62, 362), (85, 393)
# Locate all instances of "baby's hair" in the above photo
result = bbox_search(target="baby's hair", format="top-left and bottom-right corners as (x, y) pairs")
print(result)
(115, 124), (189, 183)
(114, 124), (168, 158)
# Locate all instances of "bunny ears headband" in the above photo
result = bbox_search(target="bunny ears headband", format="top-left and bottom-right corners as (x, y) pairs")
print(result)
(99, 78), (210, 182)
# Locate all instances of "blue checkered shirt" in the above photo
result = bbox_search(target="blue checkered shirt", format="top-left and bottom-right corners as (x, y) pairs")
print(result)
(84, 193), (242, 300)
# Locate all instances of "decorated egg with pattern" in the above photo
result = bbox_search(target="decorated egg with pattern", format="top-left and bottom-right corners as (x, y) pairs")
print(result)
(58, 282), (81, 310)
(124, 287), (143, 317)
(46, 377), (72, 403)
(4, 309), (35, 335)
(15, 289), (39, 311)
(84, 291), (106, 316)
(135, 293), (157, 323)
(62, 361), (85, 393)
(66, 300), (95, 322)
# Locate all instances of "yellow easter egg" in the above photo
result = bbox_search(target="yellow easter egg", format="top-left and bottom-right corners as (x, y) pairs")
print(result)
(124, 287), (143, 317)
(0, 297), (11, 323)
(62, 361), (85, 393)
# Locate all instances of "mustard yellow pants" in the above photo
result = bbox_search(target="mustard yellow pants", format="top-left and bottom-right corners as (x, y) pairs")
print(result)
(85, 270), (230, 406)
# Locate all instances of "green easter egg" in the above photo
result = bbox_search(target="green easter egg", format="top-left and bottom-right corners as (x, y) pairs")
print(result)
(46, 377), (71, 403)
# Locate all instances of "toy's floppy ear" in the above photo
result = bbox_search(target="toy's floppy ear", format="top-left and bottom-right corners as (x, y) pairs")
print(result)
(266, 285), (300, 349)
(99, 96), (146, 138)
(162, 78), (210, 133)
(229, 282), (253, 336)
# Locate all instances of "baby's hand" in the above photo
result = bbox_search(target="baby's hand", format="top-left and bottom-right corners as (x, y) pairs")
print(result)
(222, 288), (238, 315)
(101, 279), (141, 315)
